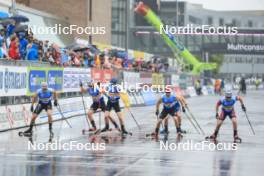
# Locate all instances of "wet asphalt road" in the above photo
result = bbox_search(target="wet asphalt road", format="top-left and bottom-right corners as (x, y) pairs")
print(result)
(0, 91), (263, 176)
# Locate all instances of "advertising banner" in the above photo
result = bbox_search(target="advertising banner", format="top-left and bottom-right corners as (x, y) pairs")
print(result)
(140, 72), (152, 85)
(27, 67), (47, 95)
(171, 74), (180, 87)
(0, 66), (27, 97)
(63, 68), (91, 92)
(0, 108), (11, 131)
(47, 68), (63, 92)
(91, 69), (113, 83)
(141, 90), (156, 106)
(152, 73), (164, 86)
(123, 71), (140, 89)
(27, 67), (63, 95)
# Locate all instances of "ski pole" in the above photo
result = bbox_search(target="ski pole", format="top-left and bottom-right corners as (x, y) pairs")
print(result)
(186, 107), (205, 135)
(127, 108), (141, 130)
(244, 111), (255, 135)
(183, 112), (200, 134)
(56, 104), (72, 128)
(81, 92), (91, 128)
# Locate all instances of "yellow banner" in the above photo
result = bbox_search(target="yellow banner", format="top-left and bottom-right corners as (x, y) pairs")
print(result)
(152, 73), (164, 86)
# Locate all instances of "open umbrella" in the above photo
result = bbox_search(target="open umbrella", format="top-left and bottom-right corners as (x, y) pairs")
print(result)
(14, 24), (28, 33)
(0, 11), (9, 19)
(10, 15), (29, 23)
(0, 19), (15, 26)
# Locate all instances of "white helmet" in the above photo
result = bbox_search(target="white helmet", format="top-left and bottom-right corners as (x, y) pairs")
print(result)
(225, 87), (232, 98)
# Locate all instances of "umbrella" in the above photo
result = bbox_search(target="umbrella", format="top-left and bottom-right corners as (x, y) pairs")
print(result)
(10, 15), (29, 23)
(14, 24), (28, 33)
(0, 11), (9, 19)
(0, 19), (15, 26)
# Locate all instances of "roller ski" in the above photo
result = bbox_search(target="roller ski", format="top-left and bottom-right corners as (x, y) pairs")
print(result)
(82, 128), (97, 135)
(92, 126), (114, 135)
(18, 129), (33, 137)
(146, 132), (158, 139)
(121, 130), (132, 137)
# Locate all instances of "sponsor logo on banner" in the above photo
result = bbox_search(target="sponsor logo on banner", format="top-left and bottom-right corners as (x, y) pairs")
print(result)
(63, 68), (91, 92)
(187, 86), (197, 97)
(152, 73), (164, 86)
(91, 69), (113, 83)
(28, 67), (47, 95)
(0, 66), (27, 96)
(48, 68), (63, 91)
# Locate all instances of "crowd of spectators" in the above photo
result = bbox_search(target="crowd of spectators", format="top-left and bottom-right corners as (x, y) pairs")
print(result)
(0, 15), (171, 73)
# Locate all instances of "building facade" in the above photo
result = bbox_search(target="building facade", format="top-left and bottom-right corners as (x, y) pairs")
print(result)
(17, 0), (112, 45)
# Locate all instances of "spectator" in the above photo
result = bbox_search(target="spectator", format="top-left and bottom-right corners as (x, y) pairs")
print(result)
(18, 32), (28, 60)
(0, 36), (8, 58)
(8, 35), (20, 60)
(61, 49), (70, 66)
(38, 41), (44, 61)
(27, 42), (38, 61)
(51, 43), (61, 65)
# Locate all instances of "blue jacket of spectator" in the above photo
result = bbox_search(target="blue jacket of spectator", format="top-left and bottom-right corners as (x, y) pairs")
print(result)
(60, 49), (69, 64)
(27, 43), (38, 61)
(19, 33), (28, 60)
(6, 24), (15, 37)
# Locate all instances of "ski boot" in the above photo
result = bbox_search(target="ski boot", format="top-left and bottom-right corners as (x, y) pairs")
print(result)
(49, 129), (54, 138)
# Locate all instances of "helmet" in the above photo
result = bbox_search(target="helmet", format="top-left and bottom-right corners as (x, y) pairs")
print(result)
(110, 78), (118, 84)
(225, 89), (232, 98)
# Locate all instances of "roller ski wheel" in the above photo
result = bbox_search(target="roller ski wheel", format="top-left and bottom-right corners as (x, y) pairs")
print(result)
(177, 133), (183, 141)
(181, 129), (187, 134)
(121, 131), (132, 137)
(146, 132), (158, 138)
(18, 131), (32, 137)
(82, 128), (97, 135)
(205, 135), (218, 144)
(234, 136), (242, 143)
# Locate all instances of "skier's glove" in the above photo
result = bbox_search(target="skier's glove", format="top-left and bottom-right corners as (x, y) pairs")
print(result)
(54, 99), (58, 107)
(155, 109), (159, 116)
(241, 104), (246, 112)
(216, 112), (219, 119)
(182, 106), (186, 113)
(30, 105), (34, 112)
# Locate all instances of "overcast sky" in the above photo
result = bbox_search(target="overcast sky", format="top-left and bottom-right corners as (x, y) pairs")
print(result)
(178, 0), (264, 11)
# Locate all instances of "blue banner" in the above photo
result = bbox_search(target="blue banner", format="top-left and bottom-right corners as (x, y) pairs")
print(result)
(141, 90), (156, 106)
